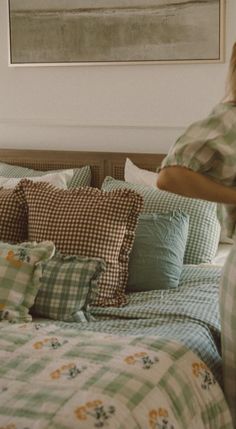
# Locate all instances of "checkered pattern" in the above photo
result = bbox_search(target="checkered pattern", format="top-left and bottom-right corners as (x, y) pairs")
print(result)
(102, 177), (220, 265)
(16, 180), (143, 307)
(84, 264), (223, 384)
(0, 187), (27, 243)
(0, 326), (233, 429)
(33, 254), (105, 322)
(0, 161), (91, 188)
(220, 243), (236, 426)
(0, 241), (55, 322)
(160, 102), (236, 242)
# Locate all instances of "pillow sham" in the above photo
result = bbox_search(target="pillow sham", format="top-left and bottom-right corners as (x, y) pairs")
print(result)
(32, 253), (106, 322)
(0, 187), (26, 243)
(125, 158), (158, 187)
(16, 180), (143, 307)
(0, 170), (73, 190)
(102, 177), (220, 265)
(0, 241), (55, 323)
(0, 161), (91, 188)
(127, 211), (189, 292)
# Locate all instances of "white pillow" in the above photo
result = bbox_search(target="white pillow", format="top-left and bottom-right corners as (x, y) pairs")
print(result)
(124, 158), (158, 187)
(0, 169), (74, 189)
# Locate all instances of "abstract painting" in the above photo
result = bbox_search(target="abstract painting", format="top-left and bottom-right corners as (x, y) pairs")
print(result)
(8, 0), (225, 65)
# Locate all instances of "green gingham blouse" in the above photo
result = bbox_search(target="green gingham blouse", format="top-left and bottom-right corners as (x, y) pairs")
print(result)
(161, 102), (236, 240)
(161, 102), (236, 187)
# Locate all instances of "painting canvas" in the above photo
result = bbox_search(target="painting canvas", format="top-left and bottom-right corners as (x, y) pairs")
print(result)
(8, 0), (224, 65)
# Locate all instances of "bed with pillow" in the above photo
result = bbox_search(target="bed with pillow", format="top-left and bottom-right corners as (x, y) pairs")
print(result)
(0, 149), (233, 429)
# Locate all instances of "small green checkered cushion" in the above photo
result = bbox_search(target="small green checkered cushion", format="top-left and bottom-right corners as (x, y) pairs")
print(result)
(102, 177), (220, 265)
(0, 241), (55, 323)
(0, 161), (91, 188)
(32, 254), (106, 322)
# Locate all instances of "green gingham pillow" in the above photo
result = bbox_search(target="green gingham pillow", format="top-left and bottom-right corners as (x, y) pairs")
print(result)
(0, 161), (91, 189)
(102, 177), (220, 265)
(0, 241), (55, 323)
(32, 254), (106, 322)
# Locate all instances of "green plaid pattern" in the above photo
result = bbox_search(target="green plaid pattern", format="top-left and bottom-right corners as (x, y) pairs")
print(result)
(0, 161), (91, 188)
(102, 177), (220, 265)
(0, 325), (233, 428)
(33, 254), (105, 322)
(0, 241), (55, 322)
(220, 243), (236, 426)
(160, 102), (236, 242)
(84, 265), (223, 385)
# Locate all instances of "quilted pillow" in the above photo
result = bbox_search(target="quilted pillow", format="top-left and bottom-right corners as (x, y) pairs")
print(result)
(0, 161), (91, 189)
(102, 177), (220, 265)
(16, 180), (143, 306)
(32, 253), (106, 322)
(0, 187), (26, 243)
(0, 241), (55, 323)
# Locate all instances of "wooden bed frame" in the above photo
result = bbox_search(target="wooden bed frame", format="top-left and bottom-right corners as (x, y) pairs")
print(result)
(0, 149), (165, 187)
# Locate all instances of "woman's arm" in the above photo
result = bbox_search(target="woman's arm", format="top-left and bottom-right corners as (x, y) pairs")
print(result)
(157, 166), (236, 204)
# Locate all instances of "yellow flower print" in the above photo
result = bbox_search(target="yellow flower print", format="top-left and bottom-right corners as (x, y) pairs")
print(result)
(87, 400), (102, 408)
(149, 409), (158, 420)
(192, 361), (216, 390)
(33, 341), (44, 350)
(50, 369), (61, 380)
(149, 408), (172, 429)
(75, 405), (87, 421)
(135, 352), (147, 358)
(158, 408), (168, 418)
(124, 355), (136, 365)
(75, 400), (115, 426)
(6, 250), (23, 269)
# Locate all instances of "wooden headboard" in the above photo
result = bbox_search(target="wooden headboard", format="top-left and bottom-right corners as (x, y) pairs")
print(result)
(0, 149), (165, 188)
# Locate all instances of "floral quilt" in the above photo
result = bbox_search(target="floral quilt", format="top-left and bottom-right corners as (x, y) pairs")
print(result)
(0, 322), (233, 429)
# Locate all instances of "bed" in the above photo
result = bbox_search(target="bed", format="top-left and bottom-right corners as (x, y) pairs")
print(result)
(0, 149), (233, 429)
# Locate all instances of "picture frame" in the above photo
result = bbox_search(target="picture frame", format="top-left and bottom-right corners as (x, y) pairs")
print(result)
(8, 0), (225, 67)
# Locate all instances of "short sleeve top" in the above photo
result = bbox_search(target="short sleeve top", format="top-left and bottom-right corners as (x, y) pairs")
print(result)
(160, 102), (236, 187)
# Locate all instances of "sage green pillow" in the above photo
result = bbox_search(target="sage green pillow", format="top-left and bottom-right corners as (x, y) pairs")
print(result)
(102, 177), (220, 265)
(127, 211), (189, 292)
(32, 254), (106, 322)
(0, 161), (91, 188)
(0, 241), (55, 323)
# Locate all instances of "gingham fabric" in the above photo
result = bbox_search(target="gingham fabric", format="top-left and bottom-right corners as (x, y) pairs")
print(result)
(0, 161), (91, 188)
(0, 187), (27, 243)
(85, 264), (223, 384)
(102, 176), (220, 265)
(220, 243), (236, 426)
(16, 180), (143, 307)
(0, 240), (55, 322)
(159, 102), (236, 241)
(0, 326), (233, 429)
(33, 254), (105, 322)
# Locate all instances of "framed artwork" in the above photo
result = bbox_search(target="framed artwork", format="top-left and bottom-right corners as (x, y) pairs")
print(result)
(8, 0), (225, 66)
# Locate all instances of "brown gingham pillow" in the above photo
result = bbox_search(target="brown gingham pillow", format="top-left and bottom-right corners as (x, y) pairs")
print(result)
(16, 180), (143, 307)
(0, 187), (26, 243)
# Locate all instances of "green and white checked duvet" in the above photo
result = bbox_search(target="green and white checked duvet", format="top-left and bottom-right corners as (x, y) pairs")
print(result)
(0, 265), (233, 428)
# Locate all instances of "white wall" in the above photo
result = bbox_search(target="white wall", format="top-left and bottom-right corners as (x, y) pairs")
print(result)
(0, 0), (235, 153)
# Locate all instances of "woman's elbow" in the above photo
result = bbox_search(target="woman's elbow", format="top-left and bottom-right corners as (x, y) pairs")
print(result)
(157, 168), (174, 191)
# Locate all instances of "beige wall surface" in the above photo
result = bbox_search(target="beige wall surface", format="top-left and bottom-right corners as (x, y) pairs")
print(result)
(0, 0), (235, 153)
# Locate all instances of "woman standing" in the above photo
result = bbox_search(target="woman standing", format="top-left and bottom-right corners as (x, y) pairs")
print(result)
(157, 43), (236, 426)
